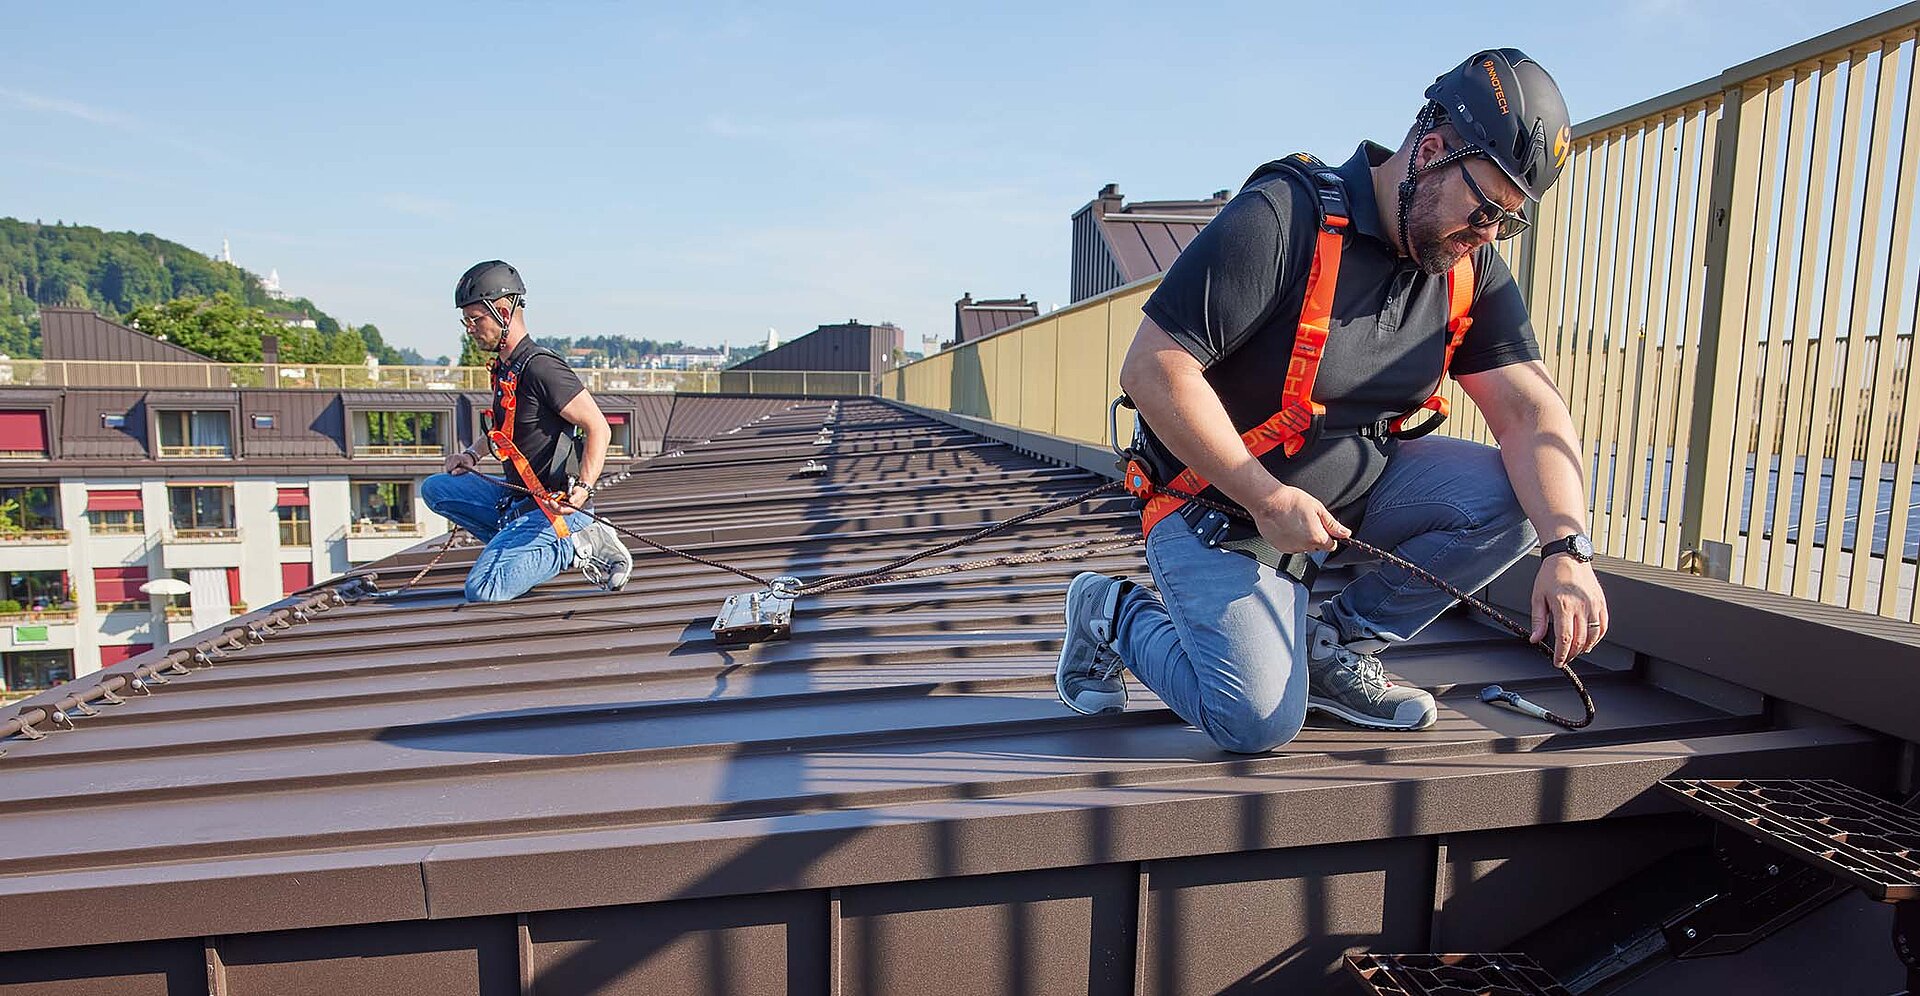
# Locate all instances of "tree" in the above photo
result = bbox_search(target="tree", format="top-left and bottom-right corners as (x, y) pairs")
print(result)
(459, 336), (489, 367)
(355, 323), (405, 365)
(124, 294), (282, 362)
(0, 217), (354, 357)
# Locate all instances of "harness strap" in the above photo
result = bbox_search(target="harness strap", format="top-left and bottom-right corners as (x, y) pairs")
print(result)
(1126, 153), (1481, 543)
(1388, 255), (1476, 440)
(487, 359), (571, 540)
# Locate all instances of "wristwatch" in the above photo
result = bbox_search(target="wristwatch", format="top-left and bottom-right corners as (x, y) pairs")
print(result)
(1541, 533), (1595, 563)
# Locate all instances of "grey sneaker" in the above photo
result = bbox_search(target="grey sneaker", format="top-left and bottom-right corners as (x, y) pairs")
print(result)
(573, 520), (633, 592)
(1056, 572), (1134, 715)
(1305, 617), (1436, 730)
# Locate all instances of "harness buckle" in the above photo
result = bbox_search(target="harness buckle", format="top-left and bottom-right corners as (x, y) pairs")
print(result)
(1388, 396), (1450, 440)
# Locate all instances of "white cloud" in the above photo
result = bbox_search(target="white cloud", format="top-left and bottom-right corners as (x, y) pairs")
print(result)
(0, 87), (129, 126)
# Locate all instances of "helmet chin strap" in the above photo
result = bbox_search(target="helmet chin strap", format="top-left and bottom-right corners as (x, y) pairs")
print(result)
(1396, 103), (1439, 268)
(481, 297), (518, 353)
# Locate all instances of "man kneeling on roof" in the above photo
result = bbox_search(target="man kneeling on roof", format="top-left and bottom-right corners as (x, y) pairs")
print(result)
(1056, 51), (1608, 751)
(422, 260), (633, 602)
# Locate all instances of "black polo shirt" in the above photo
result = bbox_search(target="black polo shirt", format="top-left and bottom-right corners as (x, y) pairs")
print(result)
(1137, 141), (1540, 517)
(492, 337), (586, 491)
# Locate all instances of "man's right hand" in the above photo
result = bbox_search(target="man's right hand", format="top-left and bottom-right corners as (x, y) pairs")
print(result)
(1249, 484), (1350, 553)
(444, 450), (477, 475)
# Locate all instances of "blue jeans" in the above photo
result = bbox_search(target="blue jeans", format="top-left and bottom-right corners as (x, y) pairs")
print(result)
(420, 472), (593, 603)
(1114, 436), (1537, 753)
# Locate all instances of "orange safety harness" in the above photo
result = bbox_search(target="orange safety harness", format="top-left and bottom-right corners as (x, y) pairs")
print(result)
(1122, 153), (1477, 538)
(483, 355), (572, 540)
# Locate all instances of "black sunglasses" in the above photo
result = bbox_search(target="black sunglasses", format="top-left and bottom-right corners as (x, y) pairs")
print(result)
(1454, 162), (1530, 240)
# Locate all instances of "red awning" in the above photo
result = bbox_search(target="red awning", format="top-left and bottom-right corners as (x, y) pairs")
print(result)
(281, 562), (313, 596)
(605, 412), (628, 425)
(0, 410), (47, 453)
(87, 490), (143, 513)
(99, 643), (154, 669)
(93, 567), (149, 604)
(276, 488), (310, 507)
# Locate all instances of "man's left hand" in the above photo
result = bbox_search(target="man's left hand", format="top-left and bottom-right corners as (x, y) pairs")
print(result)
(565, 485), (591, 510)
(1529, 555), (1608, 668)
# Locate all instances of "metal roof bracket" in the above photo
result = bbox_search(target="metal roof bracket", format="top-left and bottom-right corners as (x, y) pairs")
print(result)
(797, 460), (827, 477)
(712, 576), (801, 647)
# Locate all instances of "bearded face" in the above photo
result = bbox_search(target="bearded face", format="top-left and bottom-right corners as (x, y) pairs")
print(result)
(1402, 175), (1481, 276)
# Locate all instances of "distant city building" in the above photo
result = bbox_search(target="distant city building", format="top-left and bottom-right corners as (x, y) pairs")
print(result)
(0, 310), (672, 694)
(648, 347), (728, 371)
(729, 320), (904, 376)
(1069, 183), (1230, 302)
(954, 293), (1039, 344)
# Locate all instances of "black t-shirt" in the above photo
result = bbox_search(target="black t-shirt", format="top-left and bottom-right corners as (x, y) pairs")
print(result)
(1137, 141), (1541, 516)
(492, 338), (586, 491)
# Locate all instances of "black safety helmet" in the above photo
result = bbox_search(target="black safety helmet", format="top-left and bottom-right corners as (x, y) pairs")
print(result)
(455, 260), (526, 310)
(1424, 48), (1571, 201)
(455, 260), (526, 343)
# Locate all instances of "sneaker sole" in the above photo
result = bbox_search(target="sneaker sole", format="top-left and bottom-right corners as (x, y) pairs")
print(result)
(1057, 573), (1125, 716)
(1306, 696), (1436, 731)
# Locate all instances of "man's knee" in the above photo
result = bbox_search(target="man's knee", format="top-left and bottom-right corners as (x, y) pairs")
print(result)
(421, 473), (457, 510)
(1206, 697), (1307, 754)
(463, 568), (524, 603)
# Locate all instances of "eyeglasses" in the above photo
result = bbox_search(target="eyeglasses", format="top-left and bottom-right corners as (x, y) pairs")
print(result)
(459, 312), (493, 331)
(1454, 162), (1530, 240)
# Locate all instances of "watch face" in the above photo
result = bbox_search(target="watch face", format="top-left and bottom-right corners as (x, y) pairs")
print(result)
(1571, 535), (1595, 560)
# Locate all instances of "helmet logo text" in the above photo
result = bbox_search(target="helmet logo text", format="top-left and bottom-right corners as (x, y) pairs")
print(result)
(1482, 59), (1510, 115)
(1553, 125), (1572, 169)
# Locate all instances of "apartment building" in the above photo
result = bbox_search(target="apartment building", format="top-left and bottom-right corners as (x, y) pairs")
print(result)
(0, 384), (669, 694)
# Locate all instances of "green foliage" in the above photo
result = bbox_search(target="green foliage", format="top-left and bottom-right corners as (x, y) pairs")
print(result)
(0, 600), (20, 614)
(0, 218), (348, 357)
(123, 294), (370, 365)
(458, 336), (490, 367)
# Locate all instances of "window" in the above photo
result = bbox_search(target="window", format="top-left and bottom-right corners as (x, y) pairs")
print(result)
(350, 481), (416, 535)
(0, 410), (48, 460)
(156, 410), (233, 458)
(93, 567), (148, 610)
(276, 488), (311, 546)
(281, 562), (313, 596)
(250, 413), (276, 429)
(100, 413), (126, 429)
(351, 411), (444, 458)
(167, 485), (236, 538)
(0, 571), (71, 617)
(86, 489), (145, 535)
(3, 650), (73, 692)
(0, 484), (61, 538)
(607, 411), (630, 456)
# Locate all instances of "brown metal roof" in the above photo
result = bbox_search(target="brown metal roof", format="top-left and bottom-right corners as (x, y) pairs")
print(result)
(955, 294), (1039, 344)
(0, 398), (1898, 993)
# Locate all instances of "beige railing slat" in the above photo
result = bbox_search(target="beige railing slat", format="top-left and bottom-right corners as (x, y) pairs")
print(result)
(1659, 105), (1718, 569)
(1792, 54), (1874, 599)
(1624, 114), (1683, 561)
(1871, 38), (1920, 617)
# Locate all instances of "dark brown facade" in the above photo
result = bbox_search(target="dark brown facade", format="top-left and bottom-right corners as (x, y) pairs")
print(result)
(0, 387), (810, 479)
(1069, 184), (1229, 303)
(37, 307), (234, 387)
(730, 321), (905, 377)
(954, 293), (1039, 344)
(0, 398), (1907, 994)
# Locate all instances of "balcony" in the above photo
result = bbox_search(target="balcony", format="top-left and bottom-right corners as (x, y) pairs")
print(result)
(0, 529), (69, 546)
(167, 527), (241, 543)
(157, 444), (232, 459)
(350, 445), (442, 459)
(348, 521), (423, 539)
(0, 609), (77, 624)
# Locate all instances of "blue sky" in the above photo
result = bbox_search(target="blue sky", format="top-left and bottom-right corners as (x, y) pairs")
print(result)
(1, 1), (1903, 358)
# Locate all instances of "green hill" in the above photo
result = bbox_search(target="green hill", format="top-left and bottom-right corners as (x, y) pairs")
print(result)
(0, 218), (343, 358)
